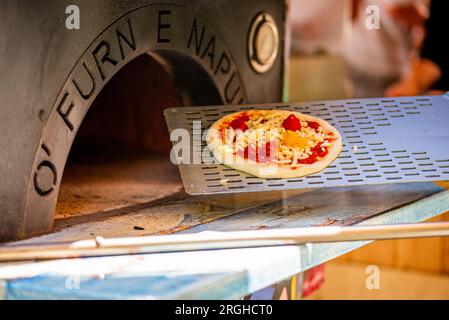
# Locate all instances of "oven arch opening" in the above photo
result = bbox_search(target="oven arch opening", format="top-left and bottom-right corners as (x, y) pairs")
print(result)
(55, 52), (222, 221)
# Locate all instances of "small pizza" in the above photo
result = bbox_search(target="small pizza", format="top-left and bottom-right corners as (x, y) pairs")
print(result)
(206, 110), (342, 178)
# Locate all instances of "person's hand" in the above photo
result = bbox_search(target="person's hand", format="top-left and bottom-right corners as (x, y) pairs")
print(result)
(388, 2), (428, 29)
(385, 58), (442, 97)
(384, 77), (420, 97)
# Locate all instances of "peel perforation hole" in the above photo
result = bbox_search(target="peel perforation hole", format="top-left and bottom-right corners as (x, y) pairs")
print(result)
(401, 167), (416, 171)
(359, 163), (375, 166)
(305, 175), (322, 179)
(203, 172), (219, 176)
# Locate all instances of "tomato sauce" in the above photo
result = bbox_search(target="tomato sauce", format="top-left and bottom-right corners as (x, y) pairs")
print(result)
(229, 113), (249, 132)
(307, 121), (320, 131)
(297, 143), (328, 164)
(242, 142), (276, 163)
(282, 114), (301, 131)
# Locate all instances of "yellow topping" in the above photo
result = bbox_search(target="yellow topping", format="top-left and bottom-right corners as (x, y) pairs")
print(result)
(283, 130), (310, 148)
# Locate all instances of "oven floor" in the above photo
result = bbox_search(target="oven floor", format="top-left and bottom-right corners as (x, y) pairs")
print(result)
(56, 155), (183, 220)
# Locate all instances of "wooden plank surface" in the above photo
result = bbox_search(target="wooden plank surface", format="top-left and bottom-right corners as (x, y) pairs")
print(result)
(180, 183), (443, 232)
(334, 182), (449, 273)
(307, 262), (449, 299)
(444, 213), (449, 273)
(1, 182), (449, 299)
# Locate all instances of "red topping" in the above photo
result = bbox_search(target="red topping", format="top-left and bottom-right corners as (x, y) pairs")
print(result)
(282, 114), (301, 131)
(230, 119), (248, 131)
(298, 156), (317, 164)
(243, 146), (250, 159)
(257, 143), (273, 163)
(230, 114), (249, 132)
(242, 142), (277, 163)
(297, 143), (328, 165)
(311, 143), (328, 158)
(307, 121), (320, 131)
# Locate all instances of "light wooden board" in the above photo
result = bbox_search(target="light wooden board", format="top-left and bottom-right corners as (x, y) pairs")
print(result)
(1, 182), (449, 299)
(308, 262), (449, 300)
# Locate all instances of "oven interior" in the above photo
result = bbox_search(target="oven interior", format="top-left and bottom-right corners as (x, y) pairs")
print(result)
(56, 52), (225, 222)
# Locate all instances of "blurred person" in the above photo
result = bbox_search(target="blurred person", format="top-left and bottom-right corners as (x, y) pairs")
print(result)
(385, 1), (447, 96)
(344, 0), (428, 97)
(290, 0), (346, 55)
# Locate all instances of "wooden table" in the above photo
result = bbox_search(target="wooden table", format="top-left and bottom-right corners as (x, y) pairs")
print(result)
(1, 182), (449, 299)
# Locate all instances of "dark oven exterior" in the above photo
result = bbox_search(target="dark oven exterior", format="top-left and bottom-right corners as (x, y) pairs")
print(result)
(0, 0), (287, 241)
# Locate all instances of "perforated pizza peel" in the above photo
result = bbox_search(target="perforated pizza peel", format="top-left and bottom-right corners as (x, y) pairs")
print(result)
(164, 94), (449, 195)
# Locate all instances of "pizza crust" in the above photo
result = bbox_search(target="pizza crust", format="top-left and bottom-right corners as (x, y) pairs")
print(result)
(206, 110), (342, 179)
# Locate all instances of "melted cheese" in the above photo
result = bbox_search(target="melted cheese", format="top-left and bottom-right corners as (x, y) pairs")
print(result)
(226, 111), (334, 167)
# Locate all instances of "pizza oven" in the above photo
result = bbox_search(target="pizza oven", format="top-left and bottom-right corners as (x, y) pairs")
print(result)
(0, 0), (287, 241)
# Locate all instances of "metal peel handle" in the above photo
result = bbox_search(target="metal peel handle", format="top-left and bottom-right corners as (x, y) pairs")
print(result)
(1, 221), (449, 262)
